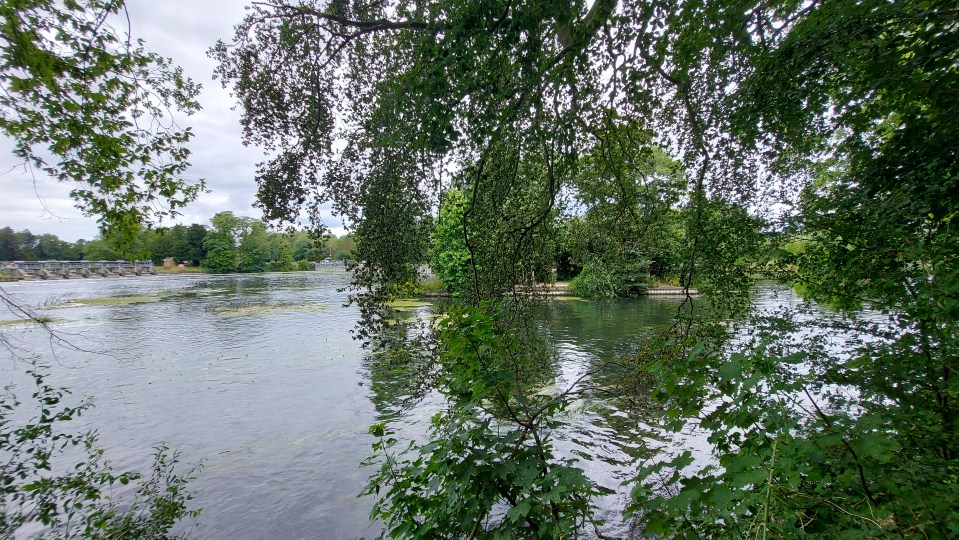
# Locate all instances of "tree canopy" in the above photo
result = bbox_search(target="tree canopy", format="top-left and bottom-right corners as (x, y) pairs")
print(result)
(0, 0), (204, 245)
(214, 0), (958, 536)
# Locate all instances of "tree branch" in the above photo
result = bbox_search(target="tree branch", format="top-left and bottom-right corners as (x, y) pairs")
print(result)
(251, 2), (431, 32)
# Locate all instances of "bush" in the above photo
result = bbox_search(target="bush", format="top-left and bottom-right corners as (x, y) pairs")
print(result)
(265, 260), (296, 272)
(296, 259), (313, 271)
(568, 262), (621, 298)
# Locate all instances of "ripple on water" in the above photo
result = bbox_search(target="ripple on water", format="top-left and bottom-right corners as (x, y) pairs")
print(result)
(2, 276), (809, 538)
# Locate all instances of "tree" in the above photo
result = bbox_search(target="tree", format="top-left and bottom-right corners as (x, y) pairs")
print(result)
(72, 239), (89, 260)
(0, 227), (40, 260)
(82, 237), (122, 260)
(141, 226), (178, 264)
(428, 189), (473, 294)
(239, 221), (271, 272)
(11, 229), (37, 260)
(212, 0), (608, 300)
(327, 234), (355, 261)
(180, 224), (209, 266)
(0, 0), (203, 245)
(140, 224), (207, 265)
(564, 126), (688, 297)
(269, 234), (295, 272)
(214, 0), (959, 536)
(203, 212), (242, 273)
(201, 212), (277, 273)
(291, 232), (316, 261)
(0, 227), (16, 260)
(202, 233), (236, 274)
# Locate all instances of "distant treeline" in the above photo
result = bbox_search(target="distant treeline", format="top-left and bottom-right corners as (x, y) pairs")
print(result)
(1, 212), (354, 273)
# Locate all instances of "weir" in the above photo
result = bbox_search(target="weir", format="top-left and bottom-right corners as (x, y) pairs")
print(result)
(3, 260), (157, 280)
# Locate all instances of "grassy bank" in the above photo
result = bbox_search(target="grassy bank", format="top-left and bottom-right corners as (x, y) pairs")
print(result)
(155, 266), (207, 274)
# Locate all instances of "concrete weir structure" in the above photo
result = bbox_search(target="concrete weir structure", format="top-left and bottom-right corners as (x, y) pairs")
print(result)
(4, 260), (157, 280)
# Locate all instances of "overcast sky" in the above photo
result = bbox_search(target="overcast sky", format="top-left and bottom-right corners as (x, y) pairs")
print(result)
(0, 0), (345, 242)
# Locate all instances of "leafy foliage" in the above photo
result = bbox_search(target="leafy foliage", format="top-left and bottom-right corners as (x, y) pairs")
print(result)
(202, 212), (276, 273)
(215, 0), (959, 536)
(567, 261), (623, 299)
(627, 0), (959, 536)
(562, 122), (687, 297)
(1, 369), (200, 538)
(428, 189), (473, 295)
(632, 309), (959, 538)
(0, 228), (87, 261)
(213, 0), (617, 309)
(0, 0), (204, 244)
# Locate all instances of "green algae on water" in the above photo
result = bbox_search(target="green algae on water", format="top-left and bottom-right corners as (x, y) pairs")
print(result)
(387, 299), (433, 310)
(57, 295), (162, 307)
(0, 316), (56, 327)
(212, 304), (330, 317)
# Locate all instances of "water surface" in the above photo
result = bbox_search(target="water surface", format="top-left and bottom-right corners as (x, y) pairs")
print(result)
(0, 273), (753, 538)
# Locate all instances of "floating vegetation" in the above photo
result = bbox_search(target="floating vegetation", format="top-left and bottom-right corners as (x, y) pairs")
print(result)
(0, 316), (56, 327)
(387, 299), (433, 310)
(150, 287), (231, 301)
(48, 289), (215, 308)
(56, 295), (162, 307)
(211, 303), (330, 317)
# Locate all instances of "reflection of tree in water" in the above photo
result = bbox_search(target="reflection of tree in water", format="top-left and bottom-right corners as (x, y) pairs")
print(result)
(361, 308), (440, 420)
(541, 298), (683, 353)
(360, 295), (695, 438)
(539, 297), (685, 407)
(544, 298), (737, 472)
(361, 299), (562, 421)
(362, 299), (604, 537)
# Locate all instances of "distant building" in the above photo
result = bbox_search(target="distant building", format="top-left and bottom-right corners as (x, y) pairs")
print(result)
(314, 258), (345, 270)
(417, 265), (436, 282)
(162, 257), (175, 268)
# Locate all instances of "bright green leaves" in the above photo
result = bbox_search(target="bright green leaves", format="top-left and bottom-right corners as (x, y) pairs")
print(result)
(0, 1), (203, 245)
(201, 211), (279, 274)
(365, 406), (598, 538)
(849, 431), (901, 463)
(429, 189), (474, 295)
(716, 354), (741, 383)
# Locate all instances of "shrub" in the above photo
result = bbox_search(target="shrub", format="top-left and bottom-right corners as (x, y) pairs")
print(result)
(568, 262), (621, 298)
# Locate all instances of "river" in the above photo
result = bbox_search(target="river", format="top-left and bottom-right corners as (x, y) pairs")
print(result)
(0, 272), (787, 538)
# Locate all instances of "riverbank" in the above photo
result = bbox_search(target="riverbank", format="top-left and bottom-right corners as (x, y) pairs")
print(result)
(418, 282), (699, 298)
(155, 266), (207, 274)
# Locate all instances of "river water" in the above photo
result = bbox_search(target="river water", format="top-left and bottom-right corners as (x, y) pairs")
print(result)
(0, 272), (780, 538)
